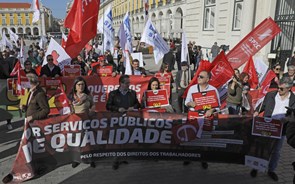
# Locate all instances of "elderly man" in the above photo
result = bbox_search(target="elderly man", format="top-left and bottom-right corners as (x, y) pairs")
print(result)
(251, 77), (295, 181)
(282, 65), (295, 86)
(21, 73), (50, 123)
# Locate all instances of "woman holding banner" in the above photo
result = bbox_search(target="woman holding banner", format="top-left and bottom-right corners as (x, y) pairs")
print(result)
(155, 63), (174, 104)
(68, 76), (96, 168)
(141, 77), (174, 113)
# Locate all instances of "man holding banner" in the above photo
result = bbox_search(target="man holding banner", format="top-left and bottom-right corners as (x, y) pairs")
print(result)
(184, 70), (220, 169)
(251, 77), (295, 181)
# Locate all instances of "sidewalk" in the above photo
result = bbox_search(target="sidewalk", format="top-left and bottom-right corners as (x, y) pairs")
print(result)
(1, 117), (294, 184)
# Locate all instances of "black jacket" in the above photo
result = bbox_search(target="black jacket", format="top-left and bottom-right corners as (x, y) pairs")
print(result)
(255, 91), (295, 117)
(40, 64), (62, 77)
(106, 89), (141, 112)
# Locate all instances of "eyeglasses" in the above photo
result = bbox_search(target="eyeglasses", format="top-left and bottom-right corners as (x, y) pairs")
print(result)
(197, 75), (205, 79)
(47, 59), (53, 61)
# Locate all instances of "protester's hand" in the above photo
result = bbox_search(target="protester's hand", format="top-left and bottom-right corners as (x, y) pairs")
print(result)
(112, 72), (117, 77)
(232, 77), (238, 83)
(127, 107), (134, 111)
(253, 111), (259, 117)
(187, 102), (196, 108)
(142, 74), (146, 77)
(27, 116), (33, 122)
(118, 107), (126, 113)
(205, 109), (214, 118)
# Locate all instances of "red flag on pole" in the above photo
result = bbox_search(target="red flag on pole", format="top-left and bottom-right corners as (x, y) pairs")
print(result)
(54, 83), (71, 115)
(10, 60), (21, 77)
(226, 17), (281, 69)
(209, 51), (234, 89)
(243, 57), (258, 89)
(64, 0), (100, 58)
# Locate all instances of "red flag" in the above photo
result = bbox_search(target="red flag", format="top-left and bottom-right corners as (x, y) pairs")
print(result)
(226, 17), (281, 69)
(61, 31), (67, 49)
(64, 0), (100, 58)
(209, 51), (234, 89)
(249, 70), (277, 109)
(54, 84), (71, 115)
(182, 60), (211, 98)
(242, 57), (258, 89)
(35, 65), (41, 76)
(10, 60), (21, 77)
(17, 69), (27, 96)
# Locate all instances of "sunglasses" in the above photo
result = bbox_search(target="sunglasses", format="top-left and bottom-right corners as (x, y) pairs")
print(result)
(278, 87), (287, 91)
(275, 68), (281, 70)
(47, 59), (53, 61)
(197, 75), (205, 79)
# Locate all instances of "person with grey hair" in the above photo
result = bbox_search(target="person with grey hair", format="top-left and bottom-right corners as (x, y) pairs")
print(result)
(20, 73), (50, 123)
(282, 65), (295, 86)
(251, 77), (295, 181)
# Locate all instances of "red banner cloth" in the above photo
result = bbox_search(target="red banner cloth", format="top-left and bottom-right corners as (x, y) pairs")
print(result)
(64, 0), (100, 58)
(226, 17), (281, 69)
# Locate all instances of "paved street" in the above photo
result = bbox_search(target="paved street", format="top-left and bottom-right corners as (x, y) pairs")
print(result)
(0, 55), (295, 183)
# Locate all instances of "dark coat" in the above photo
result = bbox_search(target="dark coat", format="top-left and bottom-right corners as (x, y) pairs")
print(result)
(26, 85), (50, 121)
(40, 64), (62, 77)
(106, 89), (141, 112)
(286, 108), (295, 148)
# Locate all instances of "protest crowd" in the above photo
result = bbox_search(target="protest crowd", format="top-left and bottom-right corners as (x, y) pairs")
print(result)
(1, 1), (295, 183)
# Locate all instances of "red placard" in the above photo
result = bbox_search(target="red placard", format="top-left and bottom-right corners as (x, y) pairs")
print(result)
(192, 90), (219, 111)
(94, 65), (113, 77)
(252, 117), (283, 139)
(157, 76), (171, 98)
(145, 89), (169, 108)
(43, 78), (62, 97)
(63, 65), (81, 77)
(142, 108), (167, 112)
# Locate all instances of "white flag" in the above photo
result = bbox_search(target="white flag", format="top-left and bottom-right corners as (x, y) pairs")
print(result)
(38, 35), (47, 49)
(254, 56), (268, 83)
(123, 12), (133, 53)
(181, 32), (188, 63)
(19, 38), (26, 67)
(43, 38), (71, 71)
(97, 6), (114, 53)
(140, 18), (169, 64)
(8, 29), (19, 45)
(31, 0), (40, 23)
(1, 31), (13, 50)
(124, 51), (132, 75)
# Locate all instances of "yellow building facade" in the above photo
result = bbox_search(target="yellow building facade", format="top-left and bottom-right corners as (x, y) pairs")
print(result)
(0, 3), (53, 37)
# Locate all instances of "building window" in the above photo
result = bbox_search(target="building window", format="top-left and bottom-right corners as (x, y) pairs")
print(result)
(10, 13), (13, 16)
(10, 18), (14, 25)
(17, 13), (21, 16)
(232, 0), (243, 31)
(18, 19), (22, 25)
(203, 0), (216, 30)
(2, 19), (6, 25)
(26, 18), (29, 25)
(25, 13), (28, 17)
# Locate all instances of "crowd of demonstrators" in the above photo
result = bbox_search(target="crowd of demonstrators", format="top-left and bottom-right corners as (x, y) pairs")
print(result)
(68, 77), (96, 168)
(251, 77), (295, 181)
(155, 62), (174, 104)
